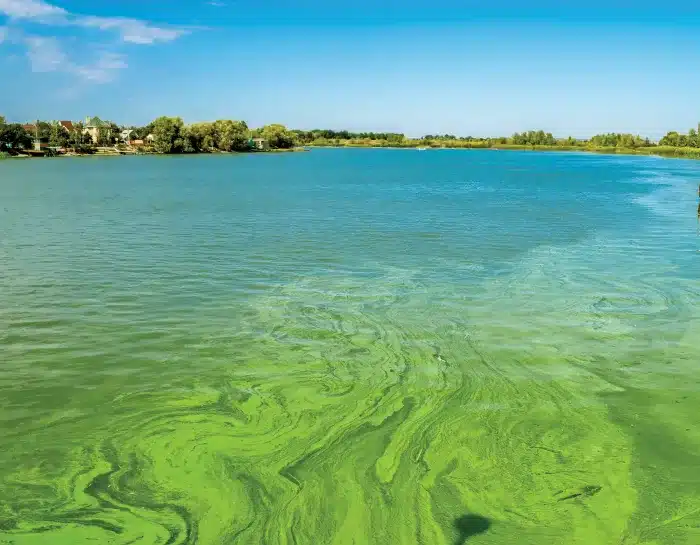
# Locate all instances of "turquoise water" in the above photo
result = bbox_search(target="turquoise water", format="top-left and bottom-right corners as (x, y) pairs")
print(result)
(0, 149), (698, 544)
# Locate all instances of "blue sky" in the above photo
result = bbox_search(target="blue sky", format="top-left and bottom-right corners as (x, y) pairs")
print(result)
(2, 1), (700, 138)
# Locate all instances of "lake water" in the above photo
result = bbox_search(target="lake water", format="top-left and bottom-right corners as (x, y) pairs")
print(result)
(0, 149), (698, 544)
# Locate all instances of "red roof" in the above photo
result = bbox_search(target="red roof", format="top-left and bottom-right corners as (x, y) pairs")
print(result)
(59, 120), (74, 131)
(23, 124), (36, 133)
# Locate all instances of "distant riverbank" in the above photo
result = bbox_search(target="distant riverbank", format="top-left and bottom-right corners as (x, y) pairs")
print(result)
(308, 141), (700, 160)
(6, 117), (700, 161)
(5, 144), (699, 162)
(0, 147), (309, 160)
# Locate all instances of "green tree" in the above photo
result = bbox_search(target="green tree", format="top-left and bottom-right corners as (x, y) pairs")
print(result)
(0, 124), (32, 152)
(659, 124), (700, 148)
(96, 124), (117, 147)
(36, 121), (52, 142)
(128, 123), (154, 141)
(68, 121), (86, 150)
(49, 122), (68, 148)
(151, 116), (185, 154)
(214, 120), (250, 151)
(175, 125), (200, 153)
(190, 122), (216, 151)
(260, 124), (296, 149)
(659, 131), (680, 147)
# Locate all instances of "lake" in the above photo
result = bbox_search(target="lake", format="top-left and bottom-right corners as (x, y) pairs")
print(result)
(0, 149), (698, 544)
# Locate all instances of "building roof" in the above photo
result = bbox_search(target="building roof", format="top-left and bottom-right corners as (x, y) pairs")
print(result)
(23, 124), (36, 133)
(84, 116), (106, 128)
(59, 120), (74, 131)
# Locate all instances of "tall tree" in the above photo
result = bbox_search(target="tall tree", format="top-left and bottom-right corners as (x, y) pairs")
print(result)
(49, 122), (68, 148)
(659, 131), (680, 147)
(36, 121), (52, 142)
(97, 125), (116, 146)
(260, 124), (296, 149)
(69, 121), (85, 149)
(175, 125), (200, 153)
(190, 122), (216, 151)
(214, 120), (250, 151)
(151, 116), (184, 153)
(0, 124), (32, 152)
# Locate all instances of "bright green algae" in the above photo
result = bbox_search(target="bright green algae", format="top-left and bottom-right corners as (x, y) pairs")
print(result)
(0, 151), (698, 544)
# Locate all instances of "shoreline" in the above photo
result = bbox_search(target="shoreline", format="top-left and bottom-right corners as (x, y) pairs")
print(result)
(307, 143), (700, 160)
(1, 147), (308, 160)
(4, 144), (699, 161)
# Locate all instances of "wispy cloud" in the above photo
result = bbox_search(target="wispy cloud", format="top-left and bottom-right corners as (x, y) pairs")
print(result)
(207, 1), (227, 6)
(77, 16), (185, 45)
(72, 52), (127, 83)
(24, 35), (65, 71)
(24, 35), (127, 83)
(0, 0), (187, 83)
(0, 0), (187, 44)
(0, 0), (66, 21)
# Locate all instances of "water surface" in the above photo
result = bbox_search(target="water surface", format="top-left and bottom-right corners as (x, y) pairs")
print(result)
(1, 149), (699, 544)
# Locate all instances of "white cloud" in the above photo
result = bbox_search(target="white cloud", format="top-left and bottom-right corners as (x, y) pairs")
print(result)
(24, 35), (127, 83)
(78, 16), (186, 44)
(24, 35), (66, 71)
(0, 0), (66, 21)
(0, 0), (187, 44)
(72, 52), (127, 83)
(0, 0), (186, 84)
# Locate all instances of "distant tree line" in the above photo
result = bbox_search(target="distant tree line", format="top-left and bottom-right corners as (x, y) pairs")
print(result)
(658, 124), (700, 148)
(140, 117), (296, 154)
(0, 115), (298, 155)
(288, 128), (657, 150)
(587, 133), (652, 148)
(293, 129), (406, 144)
(5, 113), (700, 156)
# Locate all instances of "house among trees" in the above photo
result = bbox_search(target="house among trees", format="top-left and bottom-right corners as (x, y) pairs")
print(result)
(21, 123), (43, 150)
(83, 116), (106, 144)
(59, 120), (74, 133)
(251, 137), (268, 150)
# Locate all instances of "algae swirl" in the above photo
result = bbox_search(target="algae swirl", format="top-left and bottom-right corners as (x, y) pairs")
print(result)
(1, 151), (698, 544)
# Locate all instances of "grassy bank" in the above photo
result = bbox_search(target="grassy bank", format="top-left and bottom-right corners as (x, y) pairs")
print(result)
(309, 139), (700, 160)
(491, 144), (700, 157)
